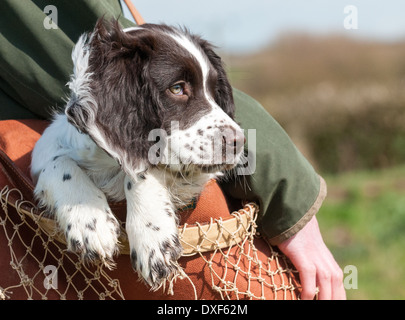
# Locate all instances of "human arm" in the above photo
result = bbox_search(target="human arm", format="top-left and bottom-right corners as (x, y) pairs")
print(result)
(278, 215), (346, 300)
(0, 0), (134, 120)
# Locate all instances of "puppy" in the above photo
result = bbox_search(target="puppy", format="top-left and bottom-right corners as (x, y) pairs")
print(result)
(31, 19), (245, 289)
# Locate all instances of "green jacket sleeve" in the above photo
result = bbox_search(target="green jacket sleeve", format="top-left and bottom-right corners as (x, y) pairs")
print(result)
(0, 0), (326, 246)
(0, 0), (134, 119)
(219, 89), (327, 245)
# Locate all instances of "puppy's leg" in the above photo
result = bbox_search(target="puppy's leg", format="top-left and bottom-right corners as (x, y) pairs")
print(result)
(34, 155), (121, 267)
(125, 170), (182, 290)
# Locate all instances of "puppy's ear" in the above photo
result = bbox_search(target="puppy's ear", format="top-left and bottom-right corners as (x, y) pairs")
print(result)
(197, 38), (235, 119)
(65, 18), (158, 177)
(65, 29), (97, 135)
(65, 97), (90, 134)
(90, 18), (157, 63)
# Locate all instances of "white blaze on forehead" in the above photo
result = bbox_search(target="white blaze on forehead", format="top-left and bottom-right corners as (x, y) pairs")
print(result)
(167, 31), (242, 134)
(123, 26), (143, 33)
(167, 33), (216, 107)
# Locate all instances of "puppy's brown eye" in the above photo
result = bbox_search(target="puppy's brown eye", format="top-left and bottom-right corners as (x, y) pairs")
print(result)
(169, 84), (184, 96)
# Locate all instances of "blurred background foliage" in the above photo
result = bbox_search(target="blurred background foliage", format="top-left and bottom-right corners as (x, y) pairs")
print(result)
(227, 34), (405, 174)
(225, 34), (405, 299)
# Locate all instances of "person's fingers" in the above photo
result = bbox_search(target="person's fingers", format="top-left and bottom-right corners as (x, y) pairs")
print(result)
(324, 248), (346, 300)
(277, 216), (347, 300)
(317, 270), (332, 300)
(333, 282), (347, 300)
(298, 263), (317, 300)
(331, 266), (346, 300)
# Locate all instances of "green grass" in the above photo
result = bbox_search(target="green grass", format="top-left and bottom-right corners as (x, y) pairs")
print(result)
(318, 166), (405, 299)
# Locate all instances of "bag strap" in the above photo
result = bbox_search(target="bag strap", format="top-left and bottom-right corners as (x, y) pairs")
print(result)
(0, 150), (35, 200)
(0, 149), (38, 214)
(122, 0), (145, 25)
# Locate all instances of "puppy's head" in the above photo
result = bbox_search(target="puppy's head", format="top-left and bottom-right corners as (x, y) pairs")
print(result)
(66, 18), (244, 177)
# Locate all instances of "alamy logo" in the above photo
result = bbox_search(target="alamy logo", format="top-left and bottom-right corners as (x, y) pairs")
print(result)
(43, 5), (58, 30)
(343, 265), (358, 290)
(344, 5), (358, 30)
(43, 265), (58, 290)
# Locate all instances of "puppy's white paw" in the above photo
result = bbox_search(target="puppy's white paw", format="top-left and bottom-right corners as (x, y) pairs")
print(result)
(127, 214), (183, 290)
(124, 171), (183, 289)
(130, 235), (183, 290)
(61, 204), (121, 268)
(33, 155), (121, 268)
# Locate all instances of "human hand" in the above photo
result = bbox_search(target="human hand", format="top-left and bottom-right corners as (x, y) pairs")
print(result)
(277, 216), (346, 300)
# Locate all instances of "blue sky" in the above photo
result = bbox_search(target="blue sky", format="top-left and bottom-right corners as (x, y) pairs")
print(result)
(123, 0), (405, 53)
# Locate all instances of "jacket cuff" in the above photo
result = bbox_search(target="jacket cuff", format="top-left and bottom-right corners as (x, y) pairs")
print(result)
(267, 175), (327, 246)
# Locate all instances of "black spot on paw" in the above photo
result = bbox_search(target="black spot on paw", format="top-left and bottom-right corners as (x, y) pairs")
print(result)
(63, 173), (72, 181)
(151, 261), (168, 280)
(70, 238), (82, 252)
(172, 234), (181, 248)
(85, 250), (100, 261)
(127, 181), (132, 190)
(146, 222), (160, 231)
(130, 249), (137, 266)
(113, 224), (121, 237)
(169, 235), (182, 260)
(85, 218), (97, 231)
(160, 240), (172, 256)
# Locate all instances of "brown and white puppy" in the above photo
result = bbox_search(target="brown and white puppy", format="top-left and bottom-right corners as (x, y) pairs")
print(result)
(31, 19), (245, 290)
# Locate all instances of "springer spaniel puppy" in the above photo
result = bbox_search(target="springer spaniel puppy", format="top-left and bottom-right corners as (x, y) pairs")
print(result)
(31, 19), (245, 290)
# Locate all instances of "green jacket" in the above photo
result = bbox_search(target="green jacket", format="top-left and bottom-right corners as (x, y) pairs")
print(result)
(0, 0), (326, 245)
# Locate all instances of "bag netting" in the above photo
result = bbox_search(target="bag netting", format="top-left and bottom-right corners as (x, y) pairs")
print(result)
(0, 185), (301, 300)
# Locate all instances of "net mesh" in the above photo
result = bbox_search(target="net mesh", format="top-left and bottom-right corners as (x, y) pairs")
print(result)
(179, 203), (301, 300)
(0, 185), (301, 300)
(0, 186), (124, 300)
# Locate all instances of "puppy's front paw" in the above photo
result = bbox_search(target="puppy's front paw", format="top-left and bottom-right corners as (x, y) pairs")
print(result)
(62, 205), (121, 268)
(128, 224), (183, 290)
